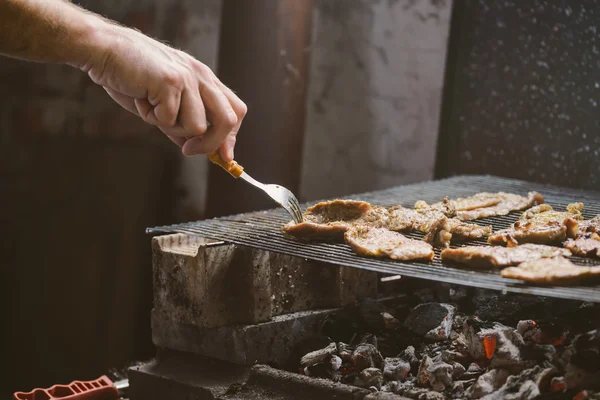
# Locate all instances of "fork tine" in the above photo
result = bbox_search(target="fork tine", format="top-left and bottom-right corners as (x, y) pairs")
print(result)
(291, 198), (303, 220)
(288, 199), (303, 223)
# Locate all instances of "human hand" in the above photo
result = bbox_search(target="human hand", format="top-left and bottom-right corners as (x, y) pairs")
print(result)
(81, 23), (246, 161)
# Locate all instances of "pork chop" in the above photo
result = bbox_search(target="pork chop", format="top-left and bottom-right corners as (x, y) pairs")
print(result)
(344, 226), (435, 261)
(420, 192), (544, 221)
(488, 203), (583, 246)
(441, 244), (572, 269)
(501, 256), (600, 284)
(282, 200), (372, 240)
(577, 216), (600, 237)
(423, 216), (493, 248)
(564, 232), (600, 258)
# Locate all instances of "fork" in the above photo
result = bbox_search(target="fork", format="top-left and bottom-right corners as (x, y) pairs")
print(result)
(208, 152), (304, 224)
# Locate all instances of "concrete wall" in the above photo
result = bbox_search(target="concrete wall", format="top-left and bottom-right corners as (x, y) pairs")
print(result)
(300, 0), (452, 201)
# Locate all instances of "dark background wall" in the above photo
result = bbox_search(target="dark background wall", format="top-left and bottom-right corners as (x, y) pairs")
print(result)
(1, 0), (222, 395)
(437, 0), (600, 190)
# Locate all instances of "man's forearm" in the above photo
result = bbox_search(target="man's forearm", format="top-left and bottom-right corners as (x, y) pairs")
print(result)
(0, 0), (107, 68)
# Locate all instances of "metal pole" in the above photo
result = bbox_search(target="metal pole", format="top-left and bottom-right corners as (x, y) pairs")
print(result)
(205, 0), (313, 217)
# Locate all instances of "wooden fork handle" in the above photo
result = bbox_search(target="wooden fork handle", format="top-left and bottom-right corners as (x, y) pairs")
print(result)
(208, 152), (244, 178)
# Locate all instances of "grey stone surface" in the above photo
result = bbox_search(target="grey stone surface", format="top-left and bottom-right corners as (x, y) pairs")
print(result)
(300, 0), (452, 200)
(128, 351), (249, 400)
(152, 233), (377, 329)
(151, 307), (336, 366)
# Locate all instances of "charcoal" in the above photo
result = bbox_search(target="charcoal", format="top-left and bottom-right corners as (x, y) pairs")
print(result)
(479, 324), (526, 373)
(465, 369), (510, 399)
(304, 362), (333, 378)
(570, 330), (600, 372)
(330, 355), (342, 371)
(455, 322), (486, 361)
(427, 358), (454, 392)
(382, 312), (402, 330)
(451, 362), (466, 379)
(353, 343), (384, 371)
(563, 330), (600, 390)
(550, 376), (567, 393)
(473, 290), (586, 329)
(364, 392), (411, 400)
(565, 363), (600, 391)
(338, 342), (354, 362)
(459, 363), (485, 380)
(442, 349), (469, 364)
(399, 345), (420, 372)
(404, 303), (456, 341)
(355, 367), (384, 389)
(522, 344), (558, 368)
(516, 320), (540, 344)
(479, 365), (556, 400)
(452, 378), (476, 393)
(300, 342), (337, 367)
(287, 335), (333, 370)
(384, 357), (411, 381)
(417, 355), (434, 387)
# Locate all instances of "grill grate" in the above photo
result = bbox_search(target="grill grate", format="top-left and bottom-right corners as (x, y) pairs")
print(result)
(148, 175), (600, 303)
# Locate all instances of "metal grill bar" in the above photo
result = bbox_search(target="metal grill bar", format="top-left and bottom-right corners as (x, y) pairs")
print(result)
(148, 175), (600, 303)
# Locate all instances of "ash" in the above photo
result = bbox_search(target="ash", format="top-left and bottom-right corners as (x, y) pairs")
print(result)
(289, 287), (600, 399)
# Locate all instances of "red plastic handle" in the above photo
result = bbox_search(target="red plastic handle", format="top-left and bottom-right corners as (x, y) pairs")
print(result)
(13, 375), (119, 400)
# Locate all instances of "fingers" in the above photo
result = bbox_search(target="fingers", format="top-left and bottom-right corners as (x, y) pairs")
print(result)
(134, 85), (182, 128)
(104, 87), (140, 116)
(193, 81), (238, 155)
(182, 77), (247, 160)
(213, 78), (247, 161)
(178, 88), (208, 137)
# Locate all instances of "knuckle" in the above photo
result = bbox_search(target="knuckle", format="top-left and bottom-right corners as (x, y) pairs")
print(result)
(237, 102), (248, 118)
(163, 69), (184, 89)
(198, 63), (213, 76)
(223, 110), (238, 128)
(195, 121), (208, 134)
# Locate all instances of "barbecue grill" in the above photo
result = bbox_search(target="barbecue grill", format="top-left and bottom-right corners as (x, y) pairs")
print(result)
(148, 175), (600, 303)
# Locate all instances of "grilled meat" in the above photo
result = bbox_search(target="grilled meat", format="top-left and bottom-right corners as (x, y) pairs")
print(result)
(285, 199), (488, 246)
(488, 203), (583, 246)
(392, 203), (491, 247)
(422, 192), (544, 221)
(501, 256), (600, 284)
(441, 244), (572, 269)
(577, 216), (600, 236)
(423, 216), (492, 248)
(344, 226), (435, 261)
(564, 232), (600, 258)
(282, 200), (373, 240)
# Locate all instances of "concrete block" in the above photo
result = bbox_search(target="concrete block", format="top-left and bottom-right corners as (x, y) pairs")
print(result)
(152, 233), (378, 330)
(151, 307), (336, 366)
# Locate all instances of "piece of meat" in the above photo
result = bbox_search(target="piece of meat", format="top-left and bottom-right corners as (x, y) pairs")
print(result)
(564, 233), (600, 258)
(284, 198), (489, 245)
(577, 216), (600, 237)
(488, 203), (584, 246)
(423, 216), (493, 248)
(501, 256), (600, 284)
(441, 244), (572, 269)
(414, 197), (457, 217)
(282, 200), (372, 240)
(421, 192), (545, 221)
(422, 217), (454, 248)
(344, 226), (435, 261)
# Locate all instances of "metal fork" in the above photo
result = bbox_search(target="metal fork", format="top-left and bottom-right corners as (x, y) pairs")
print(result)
(208, 152), (304, 223)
